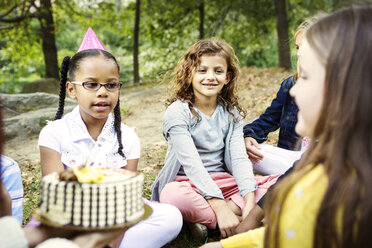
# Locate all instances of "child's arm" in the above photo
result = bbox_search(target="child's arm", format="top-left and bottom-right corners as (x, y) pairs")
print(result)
(199, 241), (222, 248)
(228, 117), (257, 199)
(40, 147), (64, 177)
(0, 156), (23, 223)
(208, 198), (240, 238)
(242, 192), (255, 219)
(38, 121), (66, 177)
(0, 180), (11, 217)
(236, 204), (264, 234)
(244, 137), (263, 163)
(125, 159), (138, 173)
(120, 125), (141, 173)
(200, 226), (266, 248)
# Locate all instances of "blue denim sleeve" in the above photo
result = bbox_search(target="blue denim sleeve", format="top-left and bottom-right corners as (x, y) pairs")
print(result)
(243, 76), (293, 143)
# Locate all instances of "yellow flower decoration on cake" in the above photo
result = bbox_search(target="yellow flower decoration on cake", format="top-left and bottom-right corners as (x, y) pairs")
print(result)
(73, 166), (105, 183)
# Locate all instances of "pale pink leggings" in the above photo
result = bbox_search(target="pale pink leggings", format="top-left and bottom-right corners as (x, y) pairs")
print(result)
(160, 172), (280, 229)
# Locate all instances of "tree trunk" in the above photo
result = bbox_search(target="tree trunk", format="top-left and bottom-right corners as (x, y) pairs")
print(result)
(133, 0), (141, 84)
(199, 1), (204, 39)
(274, 0), (291, 70)
(212, 6), (230, 37)
(116, 0), (122, 11)
(39, 0), (59, 79)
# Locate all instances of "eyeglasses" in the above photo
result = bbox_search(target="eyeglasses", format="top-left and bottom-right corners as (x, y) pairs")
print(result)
(71, 81), (122, 91)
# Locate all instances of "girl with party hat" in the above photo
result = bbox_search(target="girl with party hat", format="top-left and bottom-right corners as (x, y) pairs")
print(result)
(36, 28), (182, 248)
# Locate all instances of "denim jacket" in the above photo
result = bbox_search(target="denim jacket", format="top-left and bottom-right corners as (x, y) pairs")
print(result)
(243, 76), (300, 150)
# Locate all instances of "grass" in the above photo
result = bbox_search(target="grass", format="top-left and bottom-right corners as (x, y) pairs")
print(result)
(120, 105), (133, 118)
(18, 67), (288, 246)
(22, 163), (42, 224)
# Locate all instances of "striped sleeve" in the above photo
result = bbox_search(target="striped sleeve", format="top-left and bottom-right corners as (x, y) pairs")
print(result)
(1, 155), (24, 224)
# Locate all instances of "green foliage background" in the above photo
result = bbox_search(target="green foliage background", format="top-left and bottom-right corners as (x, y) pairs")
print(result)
(0, 0), (354, 93)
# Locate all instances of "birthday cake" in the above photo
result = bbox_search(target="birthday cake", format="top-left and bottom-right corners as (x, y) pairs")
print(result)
(38, 167), (144, 228)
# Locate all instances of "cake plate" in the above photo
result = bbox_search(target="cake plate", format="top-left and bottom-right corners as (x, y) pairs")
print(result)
(33, 203), (153, 231)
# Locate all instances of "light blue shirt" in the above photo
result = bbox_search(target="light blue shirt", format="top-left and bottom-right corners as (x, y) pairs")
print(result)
(151, 100), (257, 201)
(1, 155), (23, 224)
(178, 104), (227, 175)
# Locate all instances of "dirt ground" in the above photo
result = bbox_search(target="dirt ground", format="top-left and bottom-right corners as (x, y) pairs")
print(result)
(3, 67), (290, 243)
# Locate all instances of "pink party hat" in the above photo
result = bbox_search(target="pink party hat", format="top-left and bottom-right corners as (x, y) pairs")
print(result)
(77, 27), (106, 53)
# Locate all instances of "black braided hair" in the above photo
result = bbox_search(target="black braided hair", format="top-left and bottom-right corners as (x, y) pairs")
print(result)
(54, 49), (125, 158)
(54, 56), (70, 120)
(68, 49), (120, 81)
(113, 98), (126, 159)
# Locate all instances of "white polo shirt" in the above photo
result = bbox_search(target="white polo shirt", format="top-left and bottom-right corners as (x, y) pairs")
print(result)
(38, 106), (140, 169)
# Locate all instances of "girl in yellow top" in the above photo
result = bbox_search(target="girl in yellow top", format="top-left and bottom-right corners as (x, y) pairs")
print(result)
(202, 6), (372, 248)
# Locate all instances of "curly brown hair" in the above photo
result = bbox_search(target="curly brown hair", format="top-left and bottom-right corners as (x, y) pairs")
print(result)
(167, 37), (246, 122)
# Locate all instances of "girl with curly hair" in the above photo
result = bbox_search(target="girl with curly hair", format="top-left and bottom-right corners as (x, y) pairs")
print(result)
(152, 38), (279, 239)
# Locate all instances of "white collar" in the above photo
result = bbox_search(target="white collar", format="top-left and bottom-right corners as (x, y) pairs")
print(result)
(67, 106), (116, 142)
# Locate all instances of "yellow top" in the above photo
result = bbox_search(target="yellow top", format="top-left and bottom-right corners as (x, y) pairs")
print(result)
(221, 165), (328, 248)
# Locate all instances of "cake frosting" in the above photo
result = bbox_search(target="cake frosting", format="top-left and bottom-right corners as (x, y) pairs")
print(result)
(38, 168), (144, 228)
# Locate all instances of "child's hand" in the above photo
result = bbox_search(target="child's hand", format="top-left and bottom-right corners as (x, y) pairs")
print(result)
(235, 204), (265, 234)
(73, 227), (129, 248)
(199, 241), (223, 248)
(24, 225), (76, 247)
(24, 224), (129, 248)
(208, 198), (240, 238)
(244, 137), (263, 163)
(242, 192), (255, 219)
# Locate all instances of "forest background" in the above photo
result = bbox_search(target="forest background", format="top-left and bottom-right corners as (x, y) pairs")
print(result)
(0, 0), (366, 93)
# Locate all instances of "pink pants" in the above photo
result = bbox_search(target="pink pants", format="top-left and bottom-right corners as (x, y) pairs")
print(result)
(160, 172), (279, 229)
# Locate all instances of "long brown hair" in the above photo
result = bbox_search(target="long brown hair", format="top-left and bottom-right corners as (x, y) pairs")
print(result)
(0, 99), (3, 172)
(167, 37), (246, 122)
(264, 6), (372, 248)
(294, 12), (328, 80)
